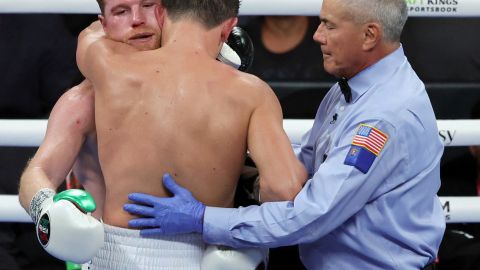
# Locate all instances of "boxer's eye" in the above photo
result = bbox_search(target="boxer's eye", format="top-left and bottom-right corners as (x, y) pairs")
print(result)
(113, 8), (127, 15)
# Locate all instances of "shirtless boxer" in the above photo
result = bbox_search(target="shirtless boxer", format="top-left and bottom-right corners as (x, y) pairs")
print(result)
(18, 0), (250, 265)
(75, 0), (307, 269)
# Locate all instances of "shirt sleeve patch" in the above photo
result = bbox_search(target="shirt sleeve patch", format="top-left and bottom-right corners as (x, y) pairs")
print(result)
(344, 124), (389, 174)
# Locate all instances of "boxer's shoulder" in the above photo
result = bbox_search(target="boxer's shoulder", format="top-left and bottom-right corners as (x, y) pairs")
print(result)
(49, 80), (95, 133)
(64, 80), (94, 102)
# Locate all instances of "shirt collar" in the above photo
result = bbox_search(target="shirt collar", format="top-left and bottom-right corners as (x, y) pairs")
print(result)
(347, 45), (406, 103)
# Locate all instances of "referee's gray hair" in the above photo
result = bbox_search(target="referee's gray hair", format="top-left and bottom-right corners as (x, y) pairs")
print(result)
(340, 0), (408, 42)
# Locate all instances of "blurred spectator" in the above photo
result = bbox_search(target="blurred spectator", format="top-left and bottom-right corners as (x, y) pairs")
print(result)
(240, 16), (333, 82)
(239, 16), (334, 120)
(0, 14), (82, 270)
(437, 100), (480, 270)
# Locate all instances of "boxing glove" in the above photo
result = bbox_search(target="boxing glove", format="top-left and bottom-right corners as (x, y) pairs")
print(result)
(29, 188), (104, 264)
(201, 245), (268, 270)
(218, 26), (254, 72)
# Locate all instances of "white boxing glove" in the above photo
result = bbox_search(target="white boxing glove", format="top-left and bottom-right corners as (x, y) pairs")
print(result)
(29, 188), (104, 264)
(218, 43), (241, 70)
(201, 245), (268, 270)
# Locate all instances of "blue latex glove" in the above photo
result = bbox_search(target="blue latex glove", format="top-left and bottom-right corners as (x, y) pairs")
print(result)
(123, 173), (206, 236)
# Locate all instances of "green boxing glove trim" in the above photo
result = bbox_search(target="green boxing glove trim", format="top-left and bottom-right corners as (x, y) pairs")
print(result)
(53, 189), (96, 213)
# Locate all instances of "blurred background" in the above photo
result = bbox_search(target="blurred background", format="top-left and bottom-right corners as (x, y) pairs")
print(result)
(0, 13), (479, 270)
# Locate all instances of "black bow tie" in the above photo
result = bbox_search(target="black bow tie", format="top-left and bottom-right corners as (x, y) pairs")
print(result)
(338, 77), (352, 103)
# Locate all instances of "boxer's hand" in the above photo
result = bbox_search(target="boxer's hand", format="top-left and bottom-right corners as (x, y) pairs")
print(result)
(201, 245), (268, 270)
(124, 173), (205, 236)
(30, 189), (104, 264)
(218, 27), (254, 72)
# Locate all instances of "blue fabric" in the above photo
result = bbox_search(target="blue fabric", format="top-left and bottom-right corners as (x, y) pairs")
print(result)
(203, 46), (446, 270)
(344, 145), (376, 174)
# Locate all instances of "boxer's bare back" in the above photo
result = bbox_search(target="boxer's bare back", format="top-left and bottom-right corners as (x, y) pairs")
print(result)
(78, 21), (306, 228)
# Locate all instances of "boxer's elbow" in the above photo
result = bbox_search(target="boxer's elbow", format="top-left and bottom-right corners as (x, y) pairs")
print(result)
(258, 160), (308, 202)
(276, 183), (303, 201)
(260, 172), (306, 202)
(260, 181), (300, 202)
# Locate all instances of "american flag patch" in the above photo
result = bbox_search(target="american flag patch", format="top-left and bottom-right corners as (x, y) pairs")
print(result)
(351, 124), (388, 156)
(344, 124), (388, 174)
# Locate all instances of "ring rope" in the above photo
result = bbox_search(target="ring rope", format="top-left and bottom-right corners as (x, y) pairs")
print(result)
(1, 119), (479, 147)
(0, 0), (478, 17)
(2, 119), (479, 223)
(285, 119), (480, 146)
(0, 195), (475, 223)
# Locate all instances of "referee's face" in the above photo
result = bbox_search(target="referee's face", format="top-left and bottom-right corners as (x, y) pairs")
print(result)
(314, 0), (366, 78)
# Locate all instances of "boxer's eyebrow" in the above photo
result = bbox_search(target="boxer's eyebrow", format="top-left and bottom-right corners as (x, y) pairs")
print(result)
(110, 3), (130, 14)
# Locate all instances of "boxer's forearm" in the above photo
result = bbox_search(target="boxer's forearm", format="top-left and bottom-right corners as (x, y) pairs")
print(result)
(19, 164), (58, 212)
(19, 86), (92, 212)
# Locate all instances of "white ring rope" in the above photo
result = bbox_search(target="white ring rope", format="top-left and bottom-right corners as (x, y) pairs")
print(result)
(1, 119), (479, 147)
(0, 195), (476, 223)
(0, 120), (47, 147)
(284, 119), (480, 146)
(0, 0), (479, 17)
(2, 119), (480, 223)
(1, 195), (30, 223)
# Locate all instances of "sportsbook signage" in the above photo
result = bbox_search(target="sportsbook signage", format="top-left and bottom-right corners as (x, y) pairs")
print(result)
(406, 0), (479, 17)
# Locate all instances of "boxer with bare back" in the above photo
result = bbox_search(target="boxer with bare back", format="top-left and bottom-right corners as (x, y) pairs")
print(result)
(76, 0), (307, 269)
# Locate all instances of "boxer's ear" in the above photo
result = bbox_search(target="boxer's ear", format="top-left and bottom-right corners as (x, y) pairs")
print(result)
(98, 15), (106, 28)
(155, 4), (165, 29)
(221, 17), (238, 42)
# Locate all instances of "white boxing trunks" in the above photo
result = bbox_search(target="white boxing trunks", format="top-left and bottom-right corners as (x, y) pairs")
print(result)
(82, 224), (205, 270)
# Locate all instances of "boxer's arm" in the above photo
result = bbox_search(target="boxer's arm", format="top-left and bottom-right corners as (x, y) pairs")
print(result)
(72, 135), (106, 219)
(247, 82), (307, 202)
(77, 21), (136, 84)
(19, 80), (95, 212)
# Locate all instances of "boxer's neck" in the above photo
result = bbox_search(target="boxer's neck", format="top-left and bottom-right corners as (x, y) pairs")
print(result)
(161, 17), (222, 60)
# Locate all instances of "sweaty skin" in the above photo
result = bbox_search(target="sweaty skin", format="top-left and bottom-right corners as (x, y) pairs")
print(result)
(18, 0), (162, 218)
(19, 81), (105, 218)
(78, 17), (307, 228)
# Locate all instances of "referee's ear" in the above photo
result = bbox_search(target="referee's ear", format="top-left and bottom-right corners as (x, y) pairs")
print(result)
(362, 22), (381, 51)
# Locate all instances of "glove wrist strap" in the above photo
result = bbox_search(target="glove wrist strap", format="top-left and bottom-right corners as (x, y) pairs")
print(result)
(29, 188), (55, 223)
